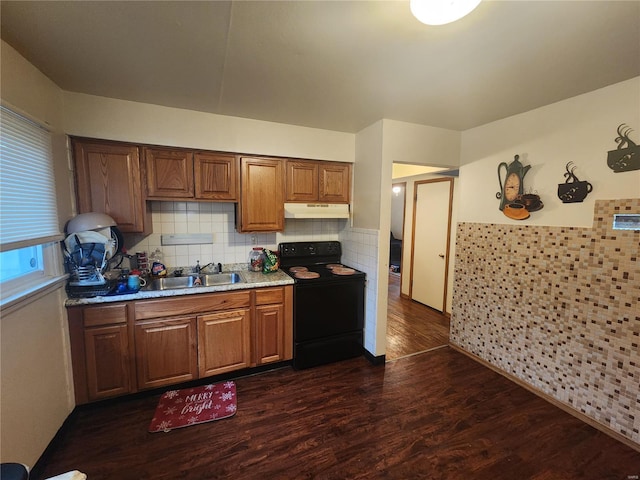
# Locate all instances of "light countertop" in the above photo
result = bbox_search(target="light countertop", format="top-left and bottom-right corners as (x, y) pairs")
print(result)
(65, 269), (294, 307)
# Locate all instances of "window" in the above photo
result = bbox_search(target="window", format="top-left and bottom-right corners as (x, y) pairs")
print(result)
(0, 105), (63, 305)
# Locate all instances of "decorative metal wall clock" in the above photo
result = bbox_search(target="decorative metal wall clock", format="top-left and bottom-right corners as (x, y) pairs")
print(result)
(496, 155), (543, 220)
(607, 124), (639, 172)
(557, 162), (593, 203)
(496, 155), (531, 211)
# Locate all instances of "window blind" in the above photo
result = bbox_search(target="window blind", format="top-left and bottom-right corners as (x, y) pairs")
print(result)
(0, 106), (62, 251)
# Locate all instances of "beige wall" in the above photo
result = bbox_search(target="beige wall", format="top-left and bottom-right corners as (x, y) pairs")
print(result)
(458, 77), (640, 226)
(382, 119), (461, 168)
(0, 40), (75, 466)
(63, 92), (355, 163)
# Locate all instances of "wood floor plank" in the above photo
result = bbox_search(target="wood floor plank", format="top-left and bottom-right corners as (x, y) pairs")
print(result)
(33, 348), (640, 480)
(386, 273), (450, 360)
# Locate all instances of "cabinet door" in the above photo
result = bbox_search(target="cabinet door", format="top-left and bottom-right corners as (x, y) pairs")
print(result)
(72, 139), (149, 233)
(84, 324), (132, 401)
(135, 316), (197, 390)
(319, 162), (351, 203)
(198, 309), (251, 377)
(194, 152), (238, 201)
(285, 160), (319, 202)
(237, 157), (284, 232)
(255, 304), (285, 365)
(145, 147), (194, 198)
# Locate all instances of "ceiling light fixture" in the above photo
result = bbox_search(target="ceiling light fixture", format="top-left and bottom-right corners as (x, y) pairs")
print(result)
(410, 0), (482, 26)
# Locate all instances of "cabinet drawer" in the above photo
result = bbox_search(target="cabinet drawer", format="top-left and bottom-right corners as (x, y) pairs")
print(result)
(255, 287), (284, 305)
(135, 290), (251, 320)
(83, 304), (128, 327)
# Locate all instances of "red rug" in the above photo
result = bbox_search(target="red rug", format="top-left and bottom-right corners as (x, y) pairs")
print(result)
(148, 381), (237, 433)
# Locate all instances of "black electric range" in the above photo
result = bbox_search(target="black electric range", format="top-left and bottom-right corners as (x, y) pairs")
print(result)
(279, 241), (366, 369)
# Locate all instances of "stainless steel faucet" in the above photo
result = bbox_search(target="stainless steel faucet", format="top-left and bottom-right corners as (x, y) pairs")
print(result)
(193, 260), (215, 274)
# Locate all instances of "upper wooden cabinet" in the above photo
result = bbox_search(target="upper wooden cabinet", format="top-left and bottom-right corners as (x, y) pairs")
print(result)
(194, 152), (238, 201)
(145, 147), (194, 198)
(145, 147), (238, 201)
(286, 160), (351, 203)
(72, 138), (150, 233)
(237, 157), (284, 233)
(286, 160), (319, 202)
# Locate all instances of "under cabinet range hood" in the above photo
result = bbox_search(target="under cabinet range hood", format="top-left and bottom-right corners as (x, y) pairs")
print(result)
(284, 203), (350, 219)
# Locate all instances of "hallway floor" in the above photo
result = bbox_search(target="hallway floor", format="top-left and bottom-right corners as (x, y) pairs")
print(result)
(385, 273), (450, 361)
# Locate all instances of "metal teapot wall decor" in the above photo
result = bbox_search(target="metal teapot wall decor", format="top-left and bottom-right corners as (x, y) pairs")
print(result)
(496, 154), (531, 211)
(607, 123), (639, 172)
(557, 162), (593, 203)
(496, 155), (543, 220)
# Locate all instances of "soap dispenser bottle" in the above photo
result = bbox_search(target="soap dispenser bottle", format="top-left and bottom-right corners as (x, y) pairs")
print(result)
(150, 248), (167, 276)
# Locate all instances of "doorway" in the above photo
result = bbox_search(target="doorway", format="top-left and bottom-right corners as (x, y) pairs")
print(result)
(385, 169), (453, 361)
(409, 178), (454, 312)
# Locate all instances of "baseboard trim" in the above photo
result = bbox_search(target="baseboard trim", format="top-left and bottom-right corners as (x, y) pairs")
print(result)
(363, 349), (386, 366)
(449, 343), (640, 453)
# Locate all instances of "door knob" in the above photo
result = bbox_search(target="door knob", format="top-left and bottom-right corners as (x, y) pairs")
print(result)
(438, 254), (445, 258)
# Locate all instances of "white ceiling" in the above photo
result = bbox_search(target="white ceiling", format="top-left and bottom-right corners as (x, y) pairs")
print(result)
(1, 1), (639, 134)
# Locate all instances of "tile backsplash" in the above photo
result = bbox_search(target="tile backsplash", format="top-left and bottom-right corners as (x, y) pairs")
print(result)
(122, 200), (383, 357)
(451, 198), (640, 445)
(123, 201), (347, 269)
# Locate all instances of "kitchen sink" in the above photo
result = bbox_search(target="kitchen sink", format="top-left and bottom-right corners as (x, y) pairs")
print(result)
(199, 273), (243, 286)
(144, 273), (243, 291)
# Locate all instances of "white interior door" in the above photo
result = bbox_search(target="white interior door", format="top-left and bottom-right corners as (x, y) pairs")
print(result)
(410, 179), (452, 311)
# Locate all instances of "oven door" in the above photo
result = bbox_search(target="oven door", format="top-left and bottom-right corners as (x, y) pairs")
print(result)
(294, 277), (365, 342)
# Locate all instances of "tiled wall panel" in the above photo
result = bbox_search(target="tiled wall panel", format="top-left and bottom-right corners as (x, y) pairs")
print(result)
(451, 199), (639, 445)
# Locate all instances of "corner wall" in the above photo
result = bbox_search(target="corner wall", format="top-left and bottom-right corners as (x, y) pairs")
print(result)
(0, 40), (75, 466)
(453, 77), (640, 447)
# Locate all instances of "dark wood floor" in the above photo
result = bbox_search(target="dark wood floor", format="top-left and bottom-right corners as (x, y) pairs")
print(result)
(386, 273), (450, 360)
(34, 347), (640, 480)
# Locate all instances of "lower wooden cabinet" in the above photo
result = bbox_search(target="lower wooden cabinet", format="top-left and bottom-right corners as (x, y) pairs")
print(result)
(134, 316), (198, 390)
(84, 324), (132, 401)
(198, 309), (251, 377)
(67, 303), (136, 404)
(254, 287), (293, 365)
(67, 285), (293, 404)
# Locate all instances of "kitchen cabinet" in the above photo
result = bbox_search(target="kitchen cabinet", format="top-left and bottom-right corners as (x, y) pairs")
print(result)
(286, 160), (351, 203)
(67, 285), (292, 404)
(254, 287), (293, 365)
(198, 308), (251, 376)
(145, 147), (238, 201)
(285, 160), (318, 202)
(194, 152), (238, 201)
(319, 162), (351, 203)
(237, 156), (284, 232)
(72, 138), (151, 233)
(134, 289), (252, 387)
(134, 316), (198, 390)
(67, 303), (136, 404)
(145, 147), (193, 198)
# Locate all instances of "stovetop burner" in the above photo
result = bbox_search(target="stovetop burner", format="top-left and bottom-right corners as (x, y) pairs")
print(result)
(279, 241), (365, 283)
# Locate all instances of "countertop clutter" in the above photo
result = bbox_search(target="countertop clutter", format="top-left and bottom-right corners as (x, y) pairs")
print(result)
(64, 267), (294, 307)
